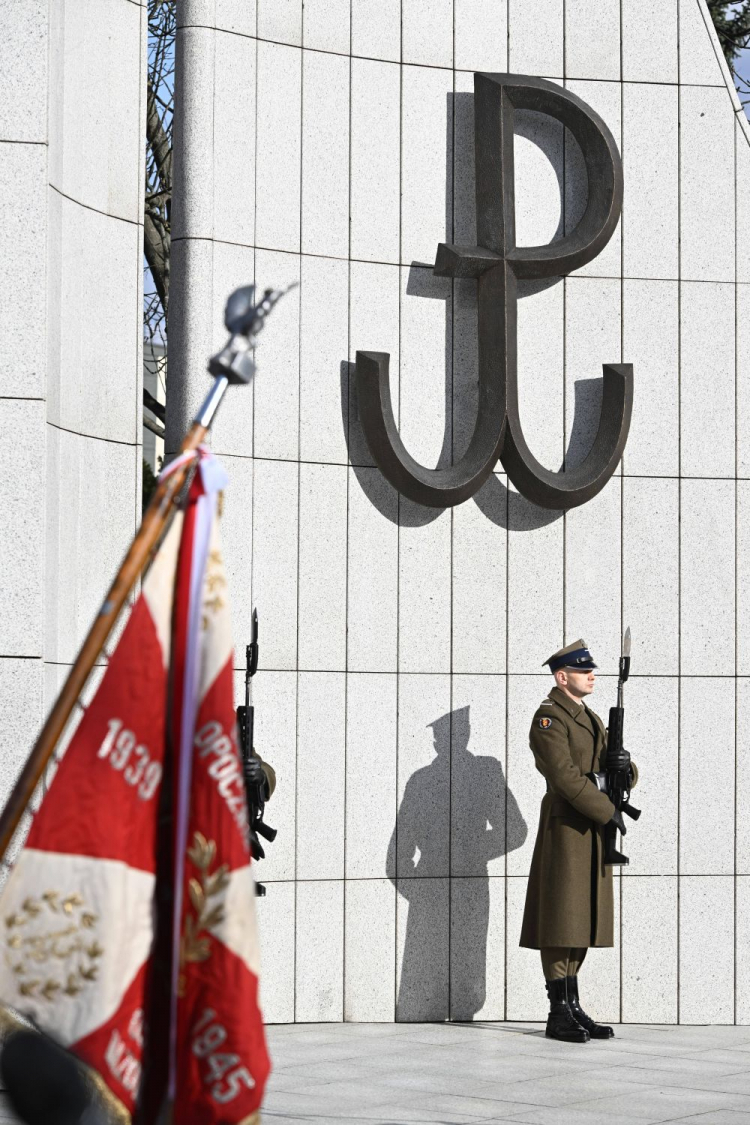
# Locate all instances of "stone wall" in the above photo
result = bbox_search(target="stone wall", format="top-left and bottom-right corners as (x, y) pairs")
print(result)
(0, 1), (146, 846)
(171, 0), (750, 1024)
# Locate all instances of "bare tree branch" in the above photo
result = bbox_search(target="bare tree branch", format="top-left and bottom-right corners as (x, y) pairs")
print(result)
(144, 0), (175, 348)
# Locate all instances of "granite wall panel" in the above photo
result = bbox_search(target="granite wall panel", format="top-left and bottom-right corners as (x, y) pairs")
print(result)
(622, 876), (679, 1023)
(303, 0), (349, 55)
(344, 879), (397, 1021)
(680, 876), (735, 1023)
(564, 478), (622, 675)
(738, 877), (750, 1024)
(346, 467), (399, 673)
(301, 49), (350, 259)
(257, 881), (296, 1023)
(349, 261), (401, 465)
(680, 85), (735, 283)
(298, 462), (348, 671)
(248, 670), (297, 882)
(0, 144), (46, 399)
(622, 476), (679, 677)
(400, 65), (454, 265)
(0, 0), (47, 143)
(0, 659), (44, 799)
(297, 673), (346, 879)
(621, 676), (679, 876)
(680, 282), (735, 478)
(0, 401), (45, 657)
(622, 84), (679, 281)
(213, 29), (256, 247)
(402, 0), (453, 69)
(251, 458), (299, 670)
(450, 675), (508, 877)
(252, 249), (301, 462)
(739, 288), (750, 478)
(396, 877), (450, 1021)
(451, 491), (507, 675)
(735, 678), (750, 876)
(508, 0), (563, 78)
(208, 243), (256, 457)
(255, 41), (301, 254)
(680, 479), (735, 676)
(398, 507), (452, 674)
(679, 0), (725, 86)
(515, 282), (565, 473)
(623, 0), (678, 83)
(450, 876), (505, 1021)
(679, 676), (735, 876)
(345, 673), (398, 879)
(351, 0), (400, 62)
(350, 58), (401, 265)
(257, 0), (300, 48)
(565, 0), (620, 80)
(506, 676), (547, 879)
(505, 877), (547, 1021)
(454, 0), (507, 72)
(396, 674), (451, 880)
(507, 490), (564, 676)
(295, 880), (344, 1021)
(622, 280), (680, 477)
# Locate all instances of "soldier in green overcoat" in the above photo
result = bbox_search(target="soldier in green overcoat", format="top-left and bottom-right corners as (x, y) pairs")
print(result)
(520, 639), (637, 1043)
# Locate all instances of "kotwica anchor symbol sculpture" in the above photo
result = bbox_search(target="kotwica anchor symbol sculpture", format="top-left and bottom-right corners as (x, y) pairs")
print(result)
(355, 72), (633, 511)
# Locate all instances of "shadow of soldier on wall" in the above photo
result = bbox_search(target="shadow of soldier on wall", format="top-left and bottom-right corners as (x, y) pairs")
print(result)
(387, 706), (527, 1022)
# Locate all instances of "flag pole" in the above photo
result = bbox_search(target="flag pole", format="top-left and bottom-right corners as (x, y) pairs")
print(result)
(0, 285), (288, 862)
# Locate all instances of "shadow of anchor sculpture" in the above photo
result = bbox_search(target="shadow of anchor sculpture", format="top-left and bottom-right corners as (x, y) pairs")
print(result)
(355, 72), (633, 512)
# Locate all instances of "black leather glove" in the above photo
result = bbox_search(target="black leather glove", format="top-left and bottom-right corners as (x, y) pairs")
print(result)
(609, 807), (626, 836)
(243, 756), (266, 789)
(607, 745), (631, 774)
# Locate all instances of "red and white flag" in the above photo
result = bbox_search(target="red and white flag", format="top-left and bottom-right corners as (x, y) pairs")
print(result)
(0, 451), (269, 1124)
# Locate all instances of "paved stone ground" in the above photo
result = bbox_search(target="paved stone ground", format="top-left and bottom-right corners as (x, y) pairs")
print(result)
(263, 1022), (750, 1125)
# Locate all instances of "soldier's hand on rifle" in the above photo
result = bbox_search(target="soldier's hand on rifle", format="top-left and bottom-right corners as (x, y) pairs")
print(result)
(609, 807), (627, 836)
(608, 744), (631, 774)
(244, 755), (266, 789)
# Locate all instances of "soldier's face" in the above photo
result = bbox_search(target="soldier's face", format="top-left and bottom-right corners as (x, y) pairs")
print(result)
(563, 669), (596, 697)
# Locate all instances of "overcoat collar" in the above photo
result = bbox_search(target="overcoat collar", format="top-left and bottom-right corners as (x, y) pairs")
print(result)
(550, 684), (602, 747)
(549, 685), (583, 717)
(548, 685), (598, 732)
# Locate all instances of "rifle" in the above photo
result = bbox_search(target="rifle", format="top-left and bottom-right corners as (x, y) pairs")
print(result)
(588, 627), (641, 865)
(236, 609), (277, 896)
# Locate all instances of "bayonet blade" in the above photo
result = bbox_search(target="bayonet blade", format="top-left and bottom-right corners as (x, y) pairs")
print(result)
(623, 627), (631, 657)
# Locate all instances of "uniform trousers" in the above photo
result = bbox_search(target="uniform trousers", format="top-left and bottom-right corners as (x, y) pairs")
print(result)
(540, 947), (588, 979)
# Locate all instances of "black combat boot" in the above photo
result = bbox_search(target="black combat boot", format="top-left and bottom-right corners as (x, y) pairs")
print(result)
(545, 978), (589, 1042)
(565, 975), (614, 1039)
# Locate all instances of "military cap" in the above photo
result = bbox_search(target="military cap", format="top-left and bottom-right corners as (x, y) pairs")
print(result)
(543, 638), (597, 673)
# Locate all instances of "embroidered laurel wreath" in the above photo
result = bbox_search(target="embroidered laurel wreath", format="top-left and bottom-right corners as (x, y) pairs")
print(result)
(5, 891), (102, 1002)
(181, 832), (229, 965)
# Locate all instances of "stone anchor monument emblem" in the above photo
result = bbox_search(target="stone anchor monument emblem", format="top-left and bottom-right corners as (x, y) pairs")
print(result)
(355, 73), (633, 511)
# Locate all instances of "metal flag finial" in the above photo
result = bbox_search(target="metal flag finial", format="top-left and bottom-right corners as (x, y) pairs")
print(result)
(208, 283), (298, 387)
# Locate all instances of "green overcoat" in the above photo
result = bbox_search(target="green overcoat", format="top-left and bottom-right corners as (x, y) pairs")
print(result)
(519, 686), (637, 949)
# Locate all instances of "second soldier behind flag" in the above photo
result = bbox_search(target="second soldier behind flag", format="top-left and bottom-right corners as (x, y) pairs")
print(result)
(519, 639), (638, 1043)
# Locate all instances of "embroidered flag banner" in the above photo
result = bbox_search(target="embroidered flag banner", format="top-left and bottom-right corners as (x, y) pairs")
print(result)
(170, 456), (270, 1125)
(0, 452), (269, 1125)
